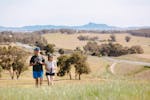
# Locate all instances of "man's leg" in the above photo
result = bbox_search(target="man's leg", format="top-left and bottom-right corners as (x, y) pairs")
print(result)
(40, 78), (43, 86)
(39, 71), (43, 86)
(35, 78), (38, 87)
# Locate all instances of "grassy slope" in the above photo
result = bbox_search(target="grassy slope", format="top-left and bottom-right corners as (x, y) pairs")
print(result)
(0, 33), (150, 99)
(43, 33), (150, 54)
(0, 81), (150, 100)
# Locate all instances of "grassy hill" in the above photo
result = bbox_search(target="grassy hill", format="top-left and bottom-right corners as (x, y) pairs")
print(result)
(0, 32), (150, 100)
(43, 33), (150, 53)
(0, 55), (150, 100)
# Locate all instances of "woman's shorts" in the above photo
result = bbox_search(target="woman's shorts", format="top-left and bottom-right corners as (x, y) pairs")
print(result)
(46, 72), (55, 76)
(33, 71), (43, 79)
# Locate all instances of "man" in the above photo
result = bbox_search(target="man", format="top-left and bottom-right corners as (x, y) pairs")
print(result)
(30, 47), (45, 87)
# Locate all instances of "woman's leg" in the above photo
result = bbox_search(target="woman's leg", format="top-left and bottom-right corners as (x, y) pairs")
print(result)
(50, 76), (54, 85)
(46, 75), (50, 86)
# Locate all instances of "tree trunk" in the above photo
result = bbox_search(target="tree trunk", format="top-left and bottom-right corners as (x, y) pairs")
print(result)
(69, 72), (72, 80)
(79, 74), (81, 80)
(75, 70), (78, 80)
(9, 69), (13, 80)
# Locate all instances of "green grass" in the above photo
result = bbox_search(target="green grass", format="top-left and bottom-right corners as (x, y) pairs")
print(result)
(0, 80), (150, 100)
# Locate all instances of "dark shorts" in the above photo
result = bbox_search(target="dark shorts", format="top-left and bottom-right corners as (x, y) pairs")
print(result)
(46, 72), (55, 76)
(33, 71), (43, 79)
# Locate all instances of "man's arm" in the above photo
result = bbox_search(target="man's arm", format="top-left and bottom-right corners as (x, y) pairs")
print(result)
(40, 57), (45, 65)
(30, 62), (36, 66)
(29, 56), (36, 66)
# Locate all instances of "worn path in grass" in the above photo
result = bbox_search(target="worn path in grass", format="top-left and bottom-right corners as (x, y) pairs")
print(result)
(104, 57), (150, 66)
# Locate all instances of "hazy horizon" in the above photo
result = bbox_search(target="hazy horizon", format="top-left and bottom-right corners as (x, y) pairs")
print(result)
(0, 0), (150, 27)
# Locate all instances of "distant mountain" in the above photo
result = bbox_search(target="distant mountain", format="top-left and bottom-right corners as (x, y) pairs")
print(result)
(73, 22), (118, 30)
(0, 22), (149, 32)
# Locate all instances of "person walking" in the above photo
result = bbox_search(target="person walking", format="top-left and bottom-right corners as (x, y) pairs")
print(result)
(30, 47), (45, 87)
(45, 54), (57, 86)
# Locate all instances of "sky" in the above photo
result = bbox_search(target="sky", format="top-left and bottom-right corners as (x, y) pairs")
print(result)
(0, 0), (150, 27)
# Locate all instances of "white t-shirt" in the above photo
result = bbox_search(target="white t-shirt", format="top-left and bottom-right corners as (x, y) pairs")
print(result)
(45, 60), (57, 73)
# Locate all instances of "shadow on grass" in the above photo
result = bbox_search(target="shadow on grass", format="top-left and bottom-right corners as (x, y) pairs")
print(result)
(144, 66), (150, 68)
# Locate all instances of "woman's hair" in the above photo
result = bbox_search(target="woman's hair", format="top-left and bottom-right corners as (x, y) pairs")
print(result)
(47, 54), (53, 60)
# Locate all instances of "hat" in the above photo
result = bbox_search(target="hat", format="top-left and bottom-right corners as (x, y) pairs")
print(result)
(34, 47), (40, 51)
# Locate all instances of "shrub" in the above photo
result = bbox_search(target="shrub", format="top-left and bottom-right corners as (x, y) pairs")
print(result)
(129, 45), (144, 54)
(77, 35), (89, 41)
(125, 36), (131, 42)
(0, 46), (29, 79)
(0, 31), (47, 45)
(110, 34), (116, 42)
(57, 55), (72, 78)
(44, 44), (55, 55)
(77, 35), (99, 41)
(84, 42), (144, 57)
(57, 52), (91, 80)
(83, 42), (100, 56)
(58, 48), (65, 55)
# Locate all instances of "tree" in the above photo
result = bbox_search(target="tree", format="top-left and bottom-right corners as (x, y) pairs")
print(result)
(69, 52), (91, 80)
(0, 32), (47, 46)
(77, 35), (89, 41)
(57, 52), (91, 80)
(0, 46), (29, 79)
(77, 35), (99, 41)
(57, 55), (72, 79)
(110, 34), (116, 42)
(99, 43), (111, 56)
(129, 45), (144, 54)
(100, 43), (144, 56)
(74, 62), (90, 80)
(125, 36), (131, 42)
(0, 65), (2, 78)
(35, 41), (45, 50)
(58, 48), (65, 55)
(83, 41), (100, 56)
(44, 44), (55, 55)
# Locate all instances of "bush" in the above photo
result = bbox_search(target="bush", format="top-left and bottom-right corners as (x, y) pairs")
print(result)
(129, 45), (144, 54)
(125, 36), (131, 42)
(110, 34), (116, 42)
(58, 48), (65, 55)
(77, 35), (99, 41)
(83, 42), (100, 56)
(44, 44), (55, 55)
(0, 46), (29, 79)
(57, 55), (71, 78)
(0, 31), (47, 45)
(83, 42), (144, 57)
(57, 52), (91, 80)
(77, 35), (89, 41)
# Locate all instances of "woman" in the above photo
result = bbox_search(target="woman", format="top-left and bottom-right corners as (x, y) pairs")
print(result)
(45, 54), (57, 85)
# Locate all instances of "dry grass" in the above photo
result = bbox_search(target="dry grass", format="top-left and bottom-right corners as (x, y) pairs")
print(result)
(135, 69), (150, 80)
(113, 63), (144, 76)
(43, 33), (150, 54)
(113, 54), (150, 63)
(0, 55), (110, 87)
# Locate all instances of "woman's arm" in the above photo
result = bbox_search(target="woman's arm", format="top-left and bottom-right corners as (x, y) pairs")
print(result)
(44, 62), (49, 71)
